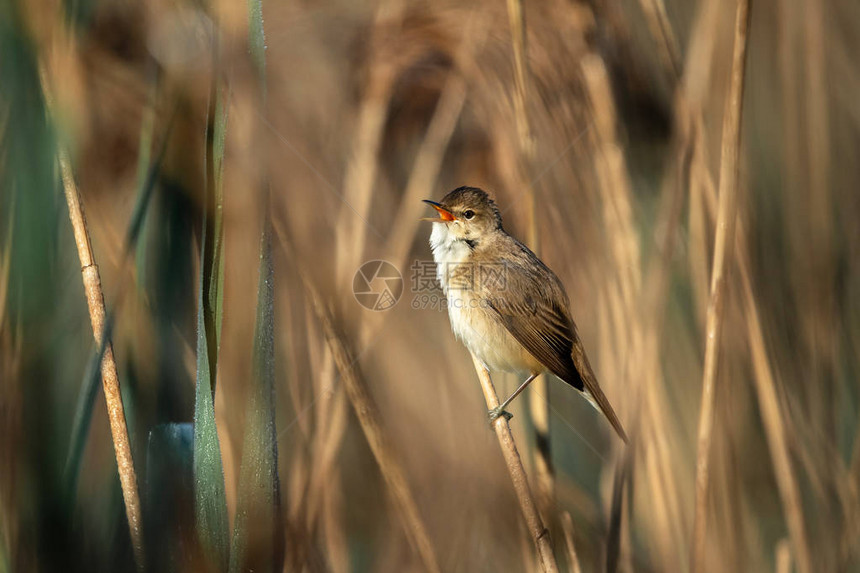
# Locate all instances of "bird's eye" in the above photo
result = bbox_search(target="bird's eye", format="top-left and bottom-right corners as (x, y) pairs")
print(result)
(463, 209), (475, 220)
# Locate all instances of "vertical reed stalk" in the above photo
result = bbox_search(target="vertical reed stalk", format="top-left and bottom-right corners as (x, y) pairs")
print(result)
(333, 1), (401, 302)
(737, 232), (813, 573)
(690, 0), (752, 569)
(276, 215), (440, 573)
(48, 86), (145, 569)
(505, 0), (554, 522)
(638, 0), (681, 81)
(470, 355), (559, 573)
(310, 287), (441, 573)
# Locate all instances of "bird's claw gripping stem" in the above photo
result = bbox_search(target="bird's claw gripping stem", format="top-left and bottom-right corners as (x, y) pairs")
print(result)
(488, 406), (514, 426)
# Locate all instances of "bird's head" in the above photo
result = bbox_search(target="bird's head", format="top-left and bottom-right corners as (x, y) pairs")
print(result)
(422, 186), (503, 246)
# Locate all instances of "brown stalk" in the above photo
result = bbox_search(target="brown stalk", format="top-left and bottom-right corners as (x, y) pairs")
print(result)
(318, 383), (350, 573)
(364, 12), (487, 350)
(308, 284), (441, 573)
(637, 0), (682, 82)
(333, 77), (391, 294)
(583, 53), (663, 569)
(470, 354), (559, 573)
(687, 120), (715, 332)
(527, 376), (554, 525)
(317, 17), (480, 569)
(310, 348), (351, 573)
(276, 217), (440, 573)
(317, 7), (401, 566)
(632, 76), (700, 573)
(580, 50), (639, 439)
(381, 75), (467, 278)
(505, 0), (537, 195)
(681, 0), (721, 327)
(505, 0), (555, 522)
(581, 54), (641, 310)
(696, 124), (818, 573)
(690, 0), (752, 569)
(44, 73), (145, 568)
(736, 230), (813, 573)
(647, 10), (722, 564)
(283, 308), (317, 547)
(333, 0), (405, 303)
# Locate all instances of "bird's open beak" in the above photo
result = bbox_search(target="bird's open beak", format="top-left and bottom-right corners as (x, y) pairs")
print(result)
(421, 200), (456, 222)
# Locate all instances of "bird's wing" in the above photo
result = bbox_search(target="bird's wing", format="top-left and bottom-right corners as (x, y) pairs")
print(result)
(480, 257), (582, 390)
(481, 249), (628, 443)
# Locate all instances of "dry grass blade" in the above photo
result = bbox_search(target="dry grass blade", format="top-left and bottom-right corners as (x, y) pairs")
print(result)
(470, 355), (559, 573)
(580, 53), (641, 332)
(41, 69), (145, 569)
(296, 260), (440, 573)
(690, 0), (752, 570)
(528, 374), (553, 516)
(364, 64), (471, 347)
(638, 0), (682, 81)
(505, 0), (555, 522)
(505, 0), (537, 230)
(333, 1), (401, 298)
(382, 75), (467, 275)
(737, 231), (812, 573)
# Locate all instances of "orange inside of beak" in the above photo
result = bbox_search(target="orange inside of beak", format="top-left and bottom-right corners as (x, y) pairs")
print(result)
(430, 204), (456, 222)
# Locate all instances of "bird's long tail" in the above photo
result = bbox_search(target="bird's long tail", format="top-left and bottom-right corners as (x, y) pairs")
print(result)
(571, 337), (628, 444)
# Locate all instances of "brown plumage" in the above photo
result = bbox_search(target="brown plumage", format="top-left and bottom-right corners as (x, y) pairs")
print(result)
(425, 186), (628, 443)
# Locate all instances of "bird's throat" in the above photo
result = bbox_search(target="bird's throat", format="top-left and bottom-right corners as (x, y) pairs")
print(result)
(429, 223), (476, 292)
(429, 223), (474, 263)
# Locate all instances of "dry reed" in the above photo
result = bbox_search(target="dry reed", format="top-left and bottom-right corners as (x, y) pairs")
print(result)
(308, 282), (441, 573)
(691, 128), (813, 572)
(42, 69), (145, 569)
(277, 215), (440, 572)
(637, 0), (681, 81)
(504, 0), (556, 526)
(6, 1), (857, 570)
(736, 229), (812, 573)
(367, 15), (482, 345)
(691, 0), (752, 569)
(470, 354), (559, 573)
(333, 1), (402, 301)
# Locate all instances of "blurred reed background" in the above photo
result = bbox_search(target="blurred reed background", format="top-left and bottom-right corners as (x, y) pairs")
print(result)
(1, 0), (859, 571)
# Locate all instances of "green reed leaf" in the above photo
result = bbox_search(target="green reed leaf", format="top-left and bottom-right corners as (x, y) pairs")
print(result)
(193, 60), (230, 571)
(228, 220), (281, 573)
(193, 243), (230, 570)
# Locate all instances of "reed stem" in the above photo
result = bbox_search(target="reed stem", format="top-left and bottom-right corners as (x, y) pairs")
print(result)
(52, 99), (145, 570)
(690, 0), (752, 569)
(470, 354), (559, 573)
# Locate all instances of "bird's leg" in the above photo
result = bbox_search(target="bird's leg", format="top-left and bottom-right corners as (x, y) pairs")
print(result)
(488, 373), (539, 425)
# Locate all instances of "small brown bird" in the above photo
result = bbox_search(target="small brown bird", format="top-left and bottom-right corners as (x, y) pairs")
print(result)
(423, 186), (627, 443)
